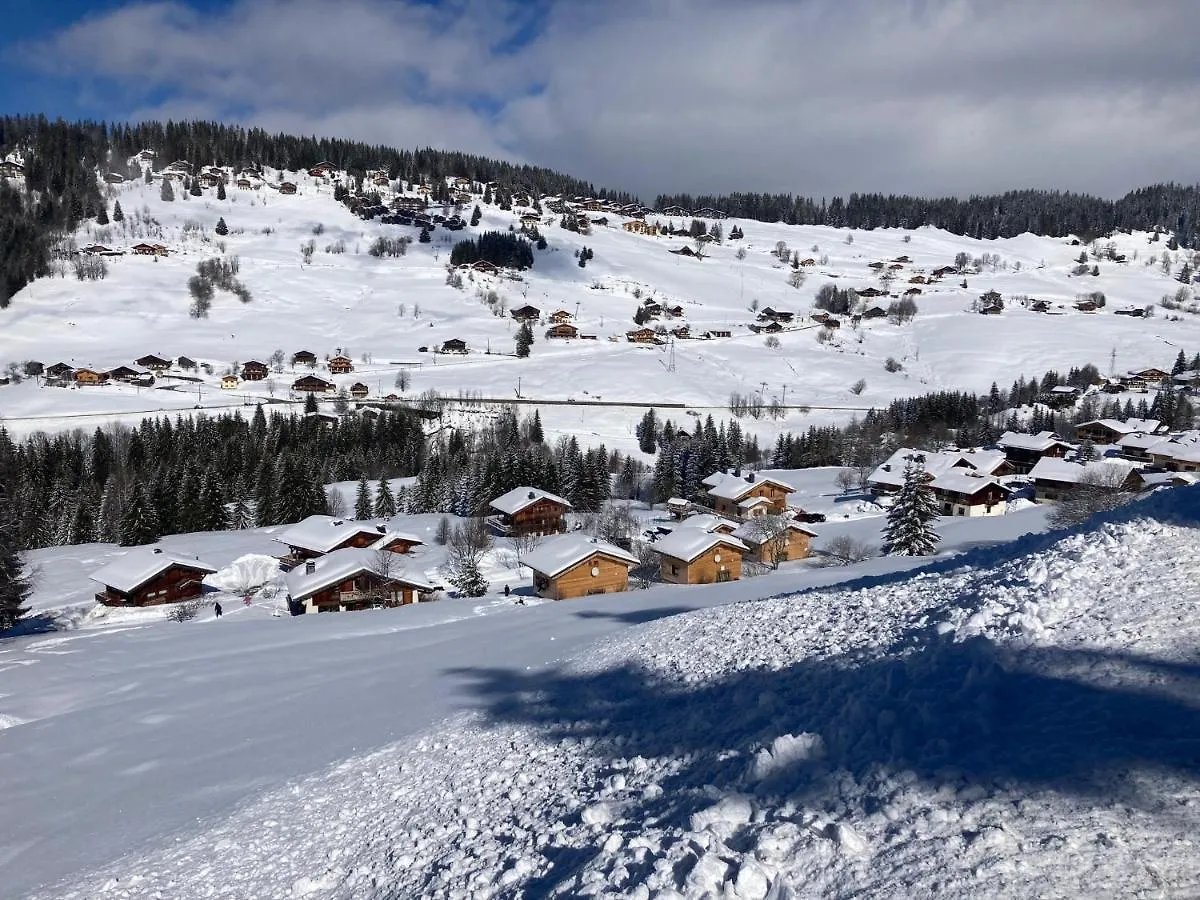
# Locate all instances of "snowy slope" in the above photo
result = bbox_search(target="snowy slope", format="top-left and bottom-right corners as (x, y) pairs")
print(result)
(17, 485), (1200, 898)
(2, 168), (1199, 452)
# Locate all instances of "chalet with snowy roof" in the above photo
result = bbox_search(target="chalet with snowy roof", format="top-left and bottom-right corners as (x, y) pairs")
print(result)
(661, 205), (688, 216)
(307, 162), (337, 178)
(932, 265), (957, 277)
(328, 355), (354, 375)
(1029, 458), (1144, 503)
(520, 534), (638, 601)
(928, 471), (1012, 517)
(0, 160), (25, 178)
(292, 374), (334, 393)
(440, 338), (468, 354)
(81, 243), (114, 255)
(861, 303), (888, 320)
(545, 323), (579, 339)
(758, 308), (794, 323)
(704, 330), (732, 339)
(510, 305), (541, 322)
(1075, 418), (1163, 445)
(488, 487), (573, 537)
(45, 362), (74, 381)
(997, 431), (1074, 473)
(654, 529), (747, 585)
(90, 548), (217, 607)
(624, 220), (660, 236)
(242, 360), (269, 381)
(131, 243), (169, 256)
(868, 449), (1011, 496)
(731, 519), (817, 564)
(705, 472), (796, 520)
(674, 513), (740, 535)
(626, 327), (662, 344)
(236, 178), (255, 189)
(857, 287), (886, 298)
(548, 310), (573, 324)
(220, 375), (239, 389)
(106, 365), (144, 383)
(284, 548), (436, 613)
(1143, 434), (1200, 472)
(135, 354), (172, 372)
(279, 182), (297, 195)
(274, 515), (422, 565)
(75, 368), (109, 385)
(176, 356), (197, 371)
(291, 350), (318, 368)
(349, 382), (369, 399)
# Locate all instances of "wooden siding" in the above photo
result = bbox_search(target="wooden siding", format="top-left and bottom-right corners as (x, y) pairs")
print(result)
(500, 498), (569, 536)
(746, 529), (811, 564)
(533, 552), (630, 600)
(96, 565), (209, 607)
(711, 481), (791, 519)
(659, 543), (743, 585)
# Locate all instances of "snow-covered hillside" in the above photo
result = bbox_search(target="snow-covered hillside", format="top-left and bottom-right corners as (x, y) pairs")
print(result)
(6, 485), (1198, 898)
(3, 167), (1200, 451)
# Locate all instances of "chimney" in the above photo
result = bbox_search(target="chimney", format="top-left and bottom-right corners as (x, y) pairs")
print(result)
(527, 491), (536, 500)
(305, 560), (316, 575)
(376, 524), (387, 533)
(746, 472), (756, 483)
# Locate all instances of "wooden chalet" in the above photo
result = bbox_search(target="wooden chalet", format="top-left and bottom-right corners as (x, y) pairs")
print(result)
(705, 472), (796, 520)
(45, 362), (73, 381)
(654, 530), (747, 585)
(857, 287), (885, 297)
(488, 487), (573, 537)
(242, 360), (269, 381)
(90, 549), (217, 607)
(198, 171), (224, 187)
(284, 548), (436, 613)
(220, 374), (239, 389)
(623, 220), (659, 236)
(135, 354), (172, 372)
(704, 330), (732, 339)
(510, 305), (541, 322)
(349, 382), (369, 399)
(1074, 299), (1098, 313)
(932, 265), (958, 277)
(730, 520), (817, 565)
(758, 308), (794, 323)
(545, 323), (579, 339)
(908, 275), (927, 284)
(328, 355), (354, 375)
(799, 258), (816, 266)
(1075, 418), (1163, 445)
(307, 162), (337, 177)
(996, 430), (1074, 474)
(440, 338), (468, 354)
(520, 534), (638, 601)
(131, 243), (169, 256)
(75, 368), (109, 385)
(279, 182), (298, 195)
(106, 365), (143, 383)
(979, 301), (1003, 315)
(903, 287), (922, 296)
(0, 160), (25, 178)
(236, 178), (255, 189)
(1029, 458), (1144, 503)
(1030, 299), (1052, 313)
(293, 374), (334, 393)
(176, 356), (198, 371)
(292, 350), (318, 368)
(549, 309), (573, 324)
(274, 515), (422, 565)
(928, 471), (1012, 517)
(626, 327), (662, 344)
(861, 303), (888, 319)
(669, 245), (701, 258)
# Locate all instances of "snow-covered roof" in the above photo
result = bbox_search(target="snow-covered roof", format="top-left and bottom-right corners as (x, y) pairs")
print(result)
(869, 448), (1007, 488)
(1148, 440), (1200, 464)
(284, 548), (435, 600)
(706, 473), (795, 501)
(731, 520), (817, 544)
(1078, 418), (1162, 437)
(90, 548), (218, 593)
(652, 529), (747, 563)
(929, 471), (1011, 497)
(1118, 432), (1173, 453)
(489, 486), (573, 516)
(369, 530), (425, 550)
(1029, 457), (1137, 485)
(998, 431), (1072, 452)
(519, 534), (637, 578)
(273, 515), (390, 553)
(673, 513), (740, 533)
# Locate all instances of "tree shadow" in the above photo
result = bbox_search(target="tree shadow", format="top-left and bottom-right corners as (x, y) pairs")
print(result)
(0, 613), (59, 641)
(573, 606), (697, 625)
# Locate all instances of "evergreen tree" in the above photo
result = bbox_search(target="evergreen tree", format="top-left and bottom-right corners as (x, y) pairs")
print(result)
(0, 485), (31, 630)
(304, 392), (318, 414)
(1172, 350), (1188, 376)
(118, 485), (160, 546)
(419, 226), (431, 244)
(217, 180), (226, 200)
(450, 557), (488, 597)
(113, 200), (124, 222)
(215, 216), (228, 236)
(144, 167), (153, 185)
(374, 478), (397, 518)
(96, 204), (109, 225)
(515, 321), (533, 358)
(470, 204), (481, 226)
(528, 410), (544, 444)
(347, 476), (370, 520)
(881, 454), (940, 556)
(160, 177), (175, 201)
(188, 177), (202, 197)
(636, 409), (658, 454)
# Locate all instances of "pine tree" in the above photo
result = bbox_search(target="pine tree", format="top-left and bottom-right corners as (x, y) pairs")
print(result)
(1173, 350), (1188, 376)
(160, 177), (175, 201)
(217, 180), (226, 201)
(118, 485), (160, 546)
(881, 454), (940, 556)
(215, 217), (228, 236)
(528, 410), (544, 444)
(0, 486), (31, 631)
(450, 557), (488, 597)
(304, 392), (318, 414)
(515, 321), (533, 358)
(96, 204), (109, 225)
(144, 168), (153, 185)
(188, 177), (202, 197)
(113, 200), (124, 222)
(470, 204), (482, 226)
(419, 227), (431, 243)
(355, 475), (373, 519)
(374, 478), (397, 518)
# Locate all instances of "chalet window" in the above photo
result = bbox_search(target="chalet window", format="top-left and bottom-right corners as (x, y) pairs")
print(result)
(669, 563), (679, 576)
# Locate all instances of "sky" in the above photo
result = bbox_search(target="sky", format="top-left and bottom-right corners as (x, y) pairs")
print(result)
(3, 0), (1199, 202)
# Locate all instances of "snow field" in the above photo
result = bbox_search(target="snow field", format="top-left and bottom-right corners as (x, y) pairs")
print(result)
(33, 486), (1200, 898)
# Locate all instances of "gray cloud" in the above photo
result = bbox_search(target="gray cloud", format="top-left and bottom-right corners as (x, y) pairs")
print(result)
(18, 0), (1200, 200)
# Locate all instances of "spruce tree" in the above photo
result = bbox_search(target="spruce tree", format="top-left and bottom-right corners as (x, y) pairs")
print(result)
(419, 226), (432, 244)
(160, 177), (175, 201)
(528, 410), (544, 443)
(113, 200), (124, 222)
(470, 204), (482, 226)
(119, 486), (160, 546)
(1173, 350), (1188, 376)
(355, 475), (373, 519)
(881, 454), (940, 556)
(515, 321), (533, 358)
(96, 204), (109, 225)
(374, 478), (397, 518)
(0, 485), (31, 630)
(215, 217), (228, 236)
(217, 180), (227, 201)
(451, 557), (488, 597)
(304, 392), (319, 414)
(144, 168), (153, 185)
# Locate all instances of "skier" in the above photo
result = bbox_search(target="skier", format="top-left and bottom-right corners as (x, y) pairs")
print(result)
(214, 601), (223, 618)
(504, 584), (511, 598)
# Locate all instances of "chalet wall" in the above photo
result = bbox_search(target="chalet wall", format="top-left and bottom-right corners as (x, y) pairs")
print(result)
(98, 565), (208, 607)
(539, 553), (630, 600)
(509, 498), (569, 536)
(712, 482), (790, 519)
(660, 543), (743, 585)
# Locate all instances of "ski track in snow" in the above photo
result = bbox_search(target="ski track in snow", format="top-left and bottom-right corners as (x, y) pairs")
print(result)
(35, 488), (1200, 899)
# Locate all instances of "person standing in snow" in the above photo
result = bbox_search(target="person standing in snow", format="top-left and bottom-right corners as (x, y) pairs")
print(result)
(214, 601), (223, 618)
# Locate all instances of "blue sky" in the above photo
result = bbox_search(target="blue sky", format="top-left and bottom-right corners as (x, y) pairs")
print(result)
(2, 0), (1198, 200)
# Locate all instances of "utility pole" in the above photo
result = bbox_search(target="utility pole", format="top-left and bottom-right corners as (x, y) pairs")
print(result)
(1109, 346), (1118, 379)
(667, 338), (676, 373)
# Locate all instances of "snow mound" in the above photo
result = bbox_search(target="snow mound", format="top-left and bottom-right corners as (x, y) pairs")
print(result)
(37, 487), (1200, 899)
(206, 554), (283, 594)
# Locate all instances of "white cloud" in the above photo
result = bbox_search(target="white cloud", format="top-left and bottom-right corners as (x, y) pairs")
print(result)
(19, 0), (1200, 200)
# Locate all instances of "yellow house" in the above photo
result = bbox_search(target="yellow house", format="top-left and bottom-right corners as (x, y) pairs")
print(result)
(221, 375), (239, 390)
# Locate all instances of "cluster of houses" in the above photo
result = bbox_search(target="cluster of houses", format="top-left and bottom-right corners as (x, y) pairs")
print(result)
(867, 416), (1199, 514)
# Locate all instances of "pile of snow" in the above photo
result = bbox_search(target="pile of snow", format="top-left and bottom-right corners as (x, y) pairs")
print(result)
(205, 553), (283, 595)
(35, 487), (1200, 898)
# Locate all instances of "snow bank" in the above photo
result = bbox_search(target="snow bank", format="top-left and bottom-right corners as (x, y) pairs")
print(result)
(35, 487), (1200, 899)
(206, 553), (283, 594)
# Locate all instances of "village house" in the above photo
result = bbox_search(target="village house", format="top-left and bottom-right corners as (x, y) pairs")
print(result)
(236, 178), (255, 189)
(176, 356), (198, 371)
(861, 303), (888, 320)
(349, 382), (369, 399)
(928, 471), (1012, 517)
(758, 308), (795, 323)
(510, 305), (541, 322)
(131, 243), (169, 256)
(548, 309), (573, 324)
(0, 160), (25, 178)
(704, 330), (732, 339)
(868, 448), (1011, 495)
(1075, 418), (1163, 445)
(704, 471), (796, 520)
(135, 354), (172, 372)
(220, 374), (239, 390)
(90, 548), (218, 608)
(328, 355), (354, 375)
(519, 534), (638, 601)
(545, 323), (579, 339)
(997, 431), (1075, 473)
(279, 182), (298, 195)
(731, 520), (817, 564)
(1143, 433), (1200, 471)
(654, 529), (747, 585)
(284, 548), (437, 614)
(74, 368), (109, 386)
(45, 362), (73, 381)
(242, 360), (269, 381)
(307, 162), (337, 178)
(440, 338), (468, 354)
(274, 515), (423, 565)
(1029, 458), (1145, 503)
(291, 350), (318, 368)
(292, 374), (334, 393)
(488, 487), (573, 536)
(106, 365), (144, 383)
(626, 327), (663, 345)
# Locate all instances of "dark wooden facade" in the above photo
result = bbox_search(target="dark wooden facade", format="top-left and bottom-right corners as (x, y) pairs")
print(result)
(242, 361), (269, 381)
(95, 564), (210, 607)
(491, 497), (570, 536)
